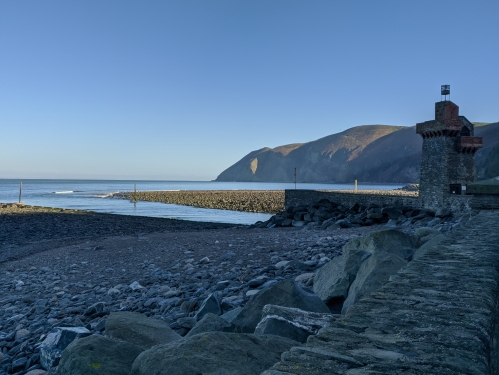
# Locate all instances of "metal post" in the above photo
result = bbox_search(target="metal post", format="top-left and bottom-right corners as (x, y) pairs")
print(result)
(19, 182), (22, 203)
(354, 179), (358, 192)
(294, 168), (297, 190)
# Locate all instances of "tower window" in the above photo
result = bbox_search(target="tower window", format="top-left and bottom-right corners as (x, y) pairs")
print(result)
(449, 184), (462, 194)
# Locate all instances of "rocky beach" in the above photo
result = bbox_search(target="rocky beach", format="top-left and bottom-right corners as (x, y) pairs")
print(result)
(0, 200), (490, 374)
(0, 202), (358, 374)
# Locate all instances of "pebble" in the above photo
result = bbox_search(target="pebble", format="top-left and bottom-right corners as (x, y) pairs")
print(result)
(0, 227), (350, 373)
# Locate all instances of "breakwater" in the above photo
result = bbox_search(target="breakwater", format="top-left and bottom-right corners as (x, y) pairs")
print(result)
(264, 210), (499, 374)
(114, 190), (285, 214)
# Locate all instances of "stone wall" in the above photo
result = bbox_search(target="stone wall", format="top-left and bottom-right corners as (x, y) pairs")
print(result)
(285, 189), (498, 213)
(443, 195), (472, 212)
(285, 190), (420, 210)
(470, 195), (499, 209)
(419, 136), (447, 208)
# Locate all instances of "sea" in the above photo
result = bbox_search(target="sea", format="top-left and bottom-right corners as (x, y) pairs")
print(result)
(0, 180), (404, 225)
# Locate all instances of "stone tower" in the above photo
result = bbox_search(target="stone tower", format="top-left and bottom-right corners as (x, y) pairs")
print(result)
(416, 99), (482, 209)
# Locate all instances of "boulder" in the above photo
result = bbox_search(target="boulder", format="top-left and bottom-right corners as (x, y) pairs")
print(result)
(412, 234), (448, 261)
(335, 219), (352, 228)
(381, 207), (404, 220)
(25, 370), (46, 375)
(56, 334), (143, 375)
(342, 229), (417, 261)
(220, 306), (243, 324)
(40, 326), (91, 369)
(175, 317), (197, 336)
(341, 251), (408, 314)
(313, 249), (370, 312)
(186, 313), (231, 337)
(105, 311), (181, 349)
(229, 279), (329, 333)
(194, 292), (222, 321)
(294, 273), (314, 283)
(414, 227), (440, 240)
(435, 207), (452, 218)
(131, 331), (299, 375)
(255, 304), (335, 343)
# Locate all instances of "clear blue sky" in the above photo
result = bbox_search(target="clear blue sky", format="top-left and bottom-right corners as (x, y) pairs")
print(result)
(1, 1), (498, 180)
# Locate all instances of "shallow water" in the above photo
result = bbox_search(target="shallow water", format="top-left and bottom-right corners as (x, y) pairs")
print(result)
(0, 180), (404, 224)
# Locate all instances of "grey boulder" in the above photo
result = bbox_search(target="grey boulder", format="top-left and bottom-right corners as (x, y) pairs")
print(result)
(342, 251), (408, 314)
(255, 304), (335, 343)
(40, 326), (91, 369)
(230, 279), (329, 333)
(342, 229), (417, 261)
(194, 292), (222, 321)
(131, 331), (299, 375)
(412, 233), (448, 261)
(220, 306), (243, 324)
(105, 311), (181, 349)
(313, 248), (370, 312)
(186, 313), (231, 337)
(56, 334), (143, 375)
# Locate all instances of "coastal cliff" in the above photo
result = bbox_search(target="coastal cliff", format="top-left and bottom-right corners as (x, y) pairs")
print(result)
(216, 122), (499, 183)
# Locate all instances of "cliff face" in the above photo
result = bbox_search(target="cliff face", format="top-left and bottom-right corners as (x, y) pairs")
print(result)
(216, 122), (499, 183)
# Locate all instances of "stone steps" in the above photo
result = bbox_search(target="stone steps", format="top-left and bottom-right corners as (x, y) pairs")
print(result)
(262, 211), (499, 375)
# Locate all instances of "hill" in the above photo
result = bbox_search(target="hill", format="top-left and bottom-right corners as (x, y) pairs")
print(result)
(216, 122), (499, 183)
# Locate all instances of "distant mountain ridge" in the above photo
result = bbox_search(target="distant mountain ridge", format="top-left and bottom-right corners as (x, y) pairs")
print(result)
(216, 122), (499, 183)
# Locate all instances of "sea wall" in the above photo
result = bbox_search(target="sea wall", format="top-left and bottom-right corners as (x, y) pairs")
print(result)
(285, 189), (499, 213)
(263, 210), (499, 374)
(114, 190), (285, 214)
(285, 189), (420, 210)
(114, 189), (497, 216)
(470, 195), (499, 209)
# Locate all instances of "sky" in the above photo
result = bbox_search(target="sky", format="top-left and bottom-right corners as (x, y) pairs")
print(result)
(1, 1), (498, 180)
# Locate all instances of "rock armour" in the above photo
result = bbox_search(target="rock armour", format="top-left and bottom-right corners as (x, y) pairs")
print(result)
(263, 210), (499, 374)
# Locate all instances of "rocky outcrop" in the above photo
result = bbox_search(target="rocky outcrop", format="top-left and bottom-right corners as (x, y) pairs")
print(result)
(131, 332), (298, 375)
